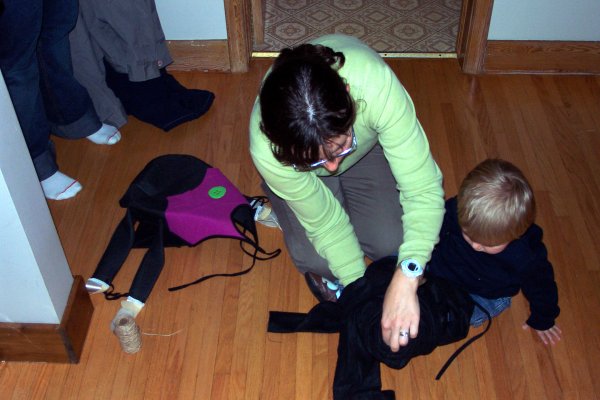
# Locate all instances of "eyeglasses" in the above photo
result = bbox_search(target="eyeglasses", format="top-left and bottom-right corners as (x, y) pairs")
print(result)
(293, 128), (357, 171)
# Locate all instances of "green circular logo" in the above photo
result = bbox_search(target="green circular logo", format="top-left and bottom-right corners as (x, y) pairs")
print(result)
(208, 186), (226, 199)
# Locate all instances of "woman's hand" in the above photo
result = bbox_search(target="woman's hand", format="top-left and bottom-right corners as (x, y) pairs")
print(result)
(381, 268), (421, 352)
(523, 323), (562, 345)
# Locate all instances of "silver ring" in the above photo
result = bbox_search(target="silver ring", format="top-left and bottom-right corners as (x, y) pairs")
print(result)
(399, 331), (409, 337)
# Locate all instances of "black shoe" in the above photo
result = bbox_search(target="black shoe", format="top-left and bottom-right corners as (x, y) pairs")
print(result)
(304, 272), (339, 303)
(105, 62), (214, 131)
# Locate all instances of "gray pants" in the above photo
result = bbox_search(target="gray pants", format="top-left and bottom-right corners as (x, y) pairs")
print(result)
(69, 0), (173, 128)
(263, 145), (404, 281)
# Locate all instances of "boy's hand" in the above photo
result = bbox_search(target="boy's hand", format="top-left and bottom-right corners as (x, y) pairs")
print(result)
(522, 323), (562, 345)
(381, 269), (420, 352)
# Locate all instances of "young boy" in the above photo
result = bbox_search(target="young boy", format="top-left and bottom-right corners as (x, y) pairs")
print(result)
(426, 159), (562, 345)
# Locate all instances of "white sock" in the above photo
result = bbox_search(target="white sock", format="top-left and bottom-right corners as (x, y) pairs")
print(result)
(111, 297), (145, 331)
(40, 171), (82, 200)
(86, 123), (121, 145)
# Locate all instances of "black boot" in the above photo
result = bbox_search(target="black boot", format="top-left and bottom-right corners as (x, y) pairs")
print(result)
(105, 62), (214, 131)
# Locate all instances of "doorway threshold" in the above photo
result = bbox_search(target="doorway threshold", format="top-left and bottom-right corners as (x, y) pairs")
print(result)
(252, 52), (457, 59)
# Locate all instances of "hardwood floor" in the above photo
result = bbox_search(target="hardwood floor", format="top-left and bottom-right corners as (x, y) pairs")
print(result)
(2, 58), (600, 399)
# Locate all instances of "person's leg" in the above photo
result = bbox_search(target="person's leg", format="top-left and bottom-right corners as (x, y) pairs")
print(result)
(261, 178), (344, 282)
(37, 0), (102, 139)
(469, 294), (512, 327)
(77, 0), (213, 131)
(69, 5), (128, 129)
(0, 0), (84, 199)
(0, 0), (58, 181)
(263, 146), (402, 277)
(338, 145), (404, 261)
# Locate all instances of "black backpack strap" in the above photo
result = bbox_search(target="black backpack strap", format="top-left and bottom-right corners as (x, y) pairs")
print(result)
(167, 233), (281, 292)
(126, 218), (166, 303)
(238, 199), (282, 262)
(167, 247), (280, 292)
(90, 209), (136, 300)
(93, 209), (169, 303)
(239, 233), (282, 261)
(435, 298), (492, 380)
(167, 201), (282, 292)
(167, 261), (256, 292)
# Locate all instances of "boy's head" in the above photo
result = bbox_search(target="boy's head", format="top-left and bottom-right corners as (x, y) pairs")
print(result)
(457, 159), (536, 252)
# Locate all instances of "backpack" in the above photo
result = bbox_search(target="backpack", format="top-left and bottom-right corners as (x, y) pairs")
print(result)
(90, 154), (280, 303)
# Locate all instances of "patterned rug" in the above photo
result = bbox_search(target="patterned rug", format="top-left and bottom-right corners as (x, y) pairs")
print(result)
(254, 0), (461, 54)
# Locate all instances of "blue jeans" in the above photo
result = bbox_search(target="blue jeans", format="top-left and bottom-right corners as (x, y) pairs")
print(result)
(469, 294), (511, 327)
(0, 0), (100, 180)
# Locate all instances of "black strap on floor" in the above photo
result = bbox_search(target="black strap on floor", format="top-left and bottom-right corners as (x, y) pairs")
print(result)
(435, 298), (492, 380)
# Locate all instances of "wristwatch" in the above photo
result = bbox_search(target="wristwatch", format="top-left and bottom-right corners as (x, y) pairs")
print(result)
(399, 258), (424, 279)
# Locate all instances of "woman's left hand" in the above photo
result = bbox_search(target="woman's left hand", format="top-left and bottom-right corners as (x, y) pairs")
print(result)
(381, 269), (421, 352)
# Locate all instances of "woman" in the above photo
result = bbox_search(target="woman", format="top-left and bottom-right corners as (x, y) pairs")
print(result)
(249, 34), (444, 351)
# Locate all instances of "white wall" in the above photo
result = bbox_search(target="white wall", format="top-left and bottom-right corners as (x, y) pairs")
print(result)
(0, 71), (73, 324)
(155, 0), (227, 40)
(489, 0), (600, 41)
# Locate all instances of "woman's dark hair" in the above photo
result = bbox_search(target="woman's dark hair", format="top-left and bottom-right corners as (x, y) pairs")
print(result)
(259, 43), (356, 169)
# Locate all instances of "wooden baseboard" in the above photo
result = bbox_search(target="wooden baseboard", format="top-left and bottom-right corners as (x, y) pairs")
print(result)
(0, 275), (94, 363)
(484, 40), (600, 74)
(166, 40), (231, 72)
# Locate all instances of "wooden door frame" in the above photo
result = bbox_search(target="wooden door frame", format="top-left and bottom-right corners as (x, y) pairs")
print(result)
(227, 0), (493, 74)
(224, 0), (253, 73)
(456, 0), (494, 74)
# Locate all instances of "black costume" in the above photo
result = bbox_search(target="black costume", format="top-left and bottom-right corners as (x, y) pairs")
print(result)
(268, 256), (477, 399)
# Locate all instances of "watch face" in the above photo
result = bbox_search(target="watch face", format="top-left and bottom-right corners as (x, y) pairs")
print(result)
(401, 259), (423, 277)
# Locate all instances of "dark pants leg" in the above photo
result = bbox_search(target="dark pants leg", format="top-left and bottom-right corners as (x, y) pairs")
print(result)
(0, 0), (100, 179)
(0, 0), (56, 180)
(37, 0), (101, 138)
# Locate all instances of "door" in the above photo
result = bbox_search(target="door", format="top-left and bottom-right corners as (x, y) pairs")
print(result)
(230, 0), (494, 74)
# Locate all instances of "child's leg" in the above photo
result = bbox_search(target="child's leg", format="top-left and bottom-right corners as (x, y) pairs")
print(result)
(469, 294), (511, 327)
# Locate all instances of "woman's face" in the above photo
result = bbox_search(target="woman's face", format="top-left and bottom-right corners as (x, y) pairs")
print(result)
(320, 133), (351, 172)
(316, 128), (356, 172)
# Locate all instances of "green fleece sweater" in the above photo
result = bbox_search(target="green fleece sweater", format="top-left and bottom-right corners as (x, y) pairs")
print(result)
(249, 34), (444, 286)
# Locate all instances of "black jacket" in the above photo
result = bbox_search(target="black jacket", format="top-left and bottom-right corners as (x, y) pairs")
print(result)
(268, 256), (474, 399)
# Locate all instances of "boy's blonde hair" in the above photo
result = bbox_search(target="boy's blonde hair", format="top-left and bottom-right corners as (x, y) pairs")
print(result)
(457, 159), (536, 246)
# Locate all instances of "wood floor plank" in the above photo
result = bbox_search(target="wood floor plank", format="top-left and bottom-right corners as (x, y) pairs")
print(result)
(2, 58), (600, 399)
